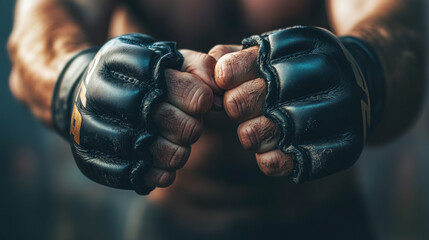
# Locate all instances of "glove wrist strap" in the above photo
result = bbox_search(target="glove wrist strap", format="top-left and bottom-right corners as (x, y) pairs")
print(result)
(52, 48), (99, 139)
(340, 36), (386, 136)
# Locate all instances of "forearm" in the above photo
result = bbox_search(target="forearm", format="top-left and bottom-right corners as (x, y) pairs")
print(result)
(8, 0), (114, 125)
(329, 0), (427, 144)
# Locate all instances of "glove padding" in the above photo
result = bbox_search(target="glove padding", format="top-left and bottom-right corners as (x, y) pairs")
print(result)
(242, 26), (384, 183)
(52, 34), (183, 194)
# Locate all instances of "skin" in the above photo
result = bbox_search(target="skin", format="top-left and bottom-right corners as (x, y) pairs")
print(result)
(8, 0), (427, 233)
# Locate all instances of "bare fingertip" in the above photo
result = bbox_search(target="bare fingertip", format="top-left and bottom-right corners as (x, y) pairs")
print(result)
(256, 150), (293, 176)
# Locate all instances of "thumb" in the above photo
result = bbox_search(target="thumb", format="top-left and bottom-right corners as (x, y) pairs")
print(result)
(179, 49), (224, 110)
(179, 49), (222, 95)
(208, 44), (242, 61)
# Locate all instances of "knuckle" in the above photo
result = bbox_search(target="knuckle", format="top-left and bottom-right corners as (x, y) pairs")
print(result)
(168, 145), (190, 169)
(198, 52), (217, 66)
(148, 137), (188, 170)
(152, 103), (171, 125)
(189, 84), (213, 115)
(179, 117), (203, 144)
(245, 79), (266, 107)
(224, 89), (247, 121)
(169, 73), (194, 99)
(259, 118), (279, 143)
(238, 123), (259, 151)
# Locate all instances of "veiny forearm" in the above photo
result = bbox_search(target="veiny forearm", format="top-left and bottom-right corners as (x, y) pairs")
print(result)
(8, 0), (114, 125)
(329, 0), (427, 144)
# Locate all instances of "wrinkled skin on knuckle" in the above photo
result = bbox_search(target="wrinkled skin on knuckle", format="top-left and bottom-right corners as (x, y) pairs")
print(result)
(167, 144), (190, 169)
(166, 70), (213, 115)
(152, 104), (176, 129)
(224, 88), (248, 121)
(238, 117), (278, 151)
(179, 116), (203, 145)
(238, 123), (260, 151)
(245, 79), (266, 110)
(183, 52), (214, 75)
(152, 104), (200, 145)
(257, 125), (279, 152)
(149, 138), (190, 170)
(258, 118), (278, 144)
(188, 84), (213, 115)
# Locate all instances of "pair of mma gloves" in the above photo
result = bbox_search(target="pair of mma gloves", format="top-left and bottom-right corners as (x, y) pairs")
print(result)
(52, 26), (384, 195)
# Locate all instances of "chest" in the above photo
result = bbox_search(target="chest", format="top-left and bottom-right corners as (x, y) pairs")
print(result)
(120, 0), (327, 51)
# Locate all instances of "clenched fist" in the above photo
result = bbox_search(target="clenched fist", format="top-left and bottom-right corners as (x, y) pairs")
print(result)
(146, 49), (218, 188)
(52, 33), (217, 194)
(210, 44), (293, 177)
(211, 26), (385, 183)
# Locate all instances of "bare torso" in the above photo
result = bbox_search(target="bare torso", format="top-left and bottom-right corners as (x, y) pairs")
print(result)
(108, 0), (362, 233)
(109, 0), (328, 51)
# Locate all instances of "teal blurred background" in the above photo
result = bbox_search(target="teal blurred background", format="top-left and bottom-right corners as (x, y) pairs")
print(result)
(0, 1), (428, 239)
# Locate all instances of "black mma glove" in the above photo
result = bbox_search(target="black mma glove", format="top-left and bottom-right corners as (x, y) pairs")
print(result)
(52, 34), (183, 194)
(242, 26), (385, 183)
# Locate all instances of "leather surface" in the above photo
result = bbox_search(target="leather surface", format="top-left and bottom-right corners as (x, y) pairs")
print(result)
(55, 33), (183, 194)
(242, 26), (384, 183)
(52, 48), (99, 139)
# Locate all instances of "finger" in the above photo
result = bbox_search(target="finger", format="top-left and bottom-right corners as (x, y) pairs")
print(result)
(215, 46), (259, 90)
(165, 69), (213, 116)
(238, 116), (279, 153)
(143, 168), (176, 188)
(179, 49), (223, 95)
(223, 78), (265, 122)
(148, 136), (191, 170)
(255, 150), (294, 176)
(152, 102), (203, 146)
(208, 44), (242, 61)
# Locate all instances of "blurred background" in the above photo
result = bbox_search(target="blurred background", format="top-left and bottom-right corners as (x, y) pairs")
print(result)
(0, 1), (428, 239)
